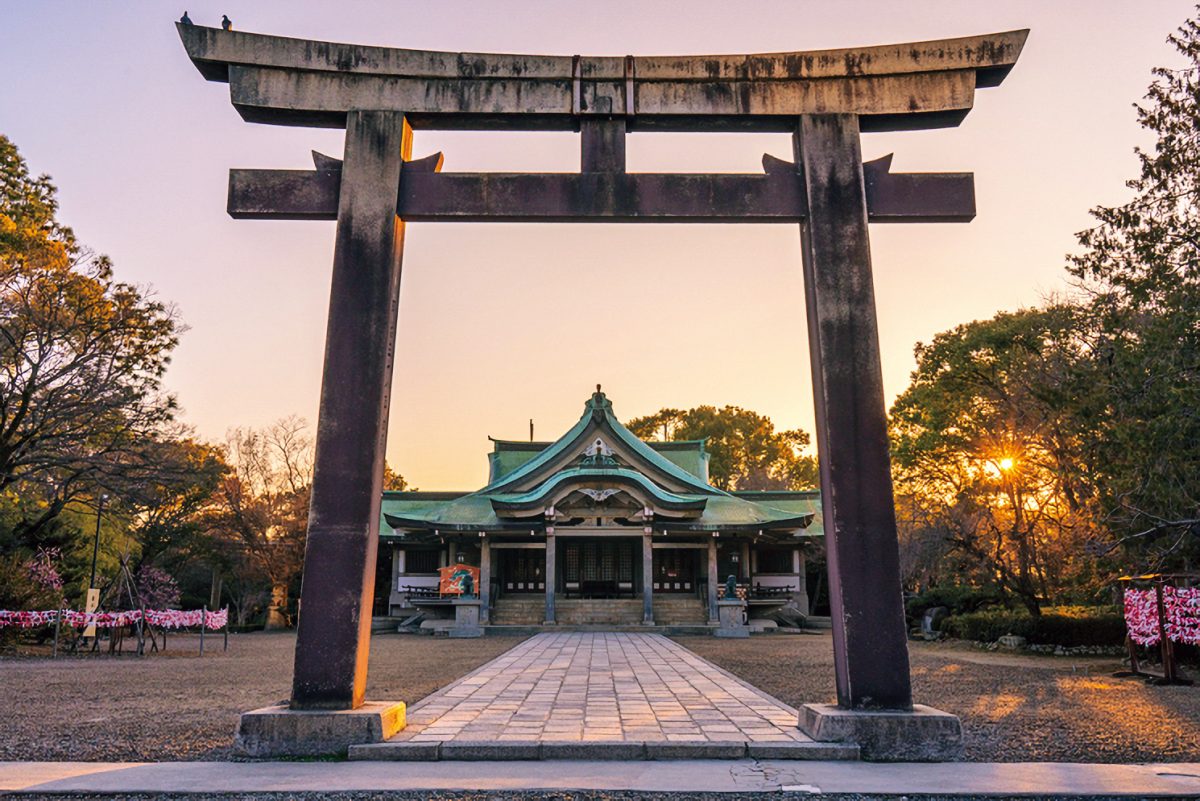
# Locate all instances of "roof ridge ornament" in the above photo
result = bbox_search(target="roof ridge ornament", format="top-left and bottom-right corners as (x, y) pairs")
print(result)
(581, 437), (618, 467)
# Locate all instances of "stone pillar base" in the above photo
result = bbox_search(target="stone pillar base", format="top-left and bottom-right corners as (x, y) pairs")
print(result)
(715, 598), (749, 638)
(797, 703), (962, 761)
(235, 701), (406, 757)
(451, 598), (483, 638)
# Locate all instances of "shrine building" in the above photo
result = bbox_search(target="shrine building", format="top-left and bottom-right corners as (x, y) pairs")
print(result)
(375, 389), (822, 628)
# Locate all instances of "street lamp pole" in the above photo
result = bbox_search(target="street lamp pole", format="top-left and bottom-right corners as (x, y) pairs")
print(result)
(88, 493), (108, 591)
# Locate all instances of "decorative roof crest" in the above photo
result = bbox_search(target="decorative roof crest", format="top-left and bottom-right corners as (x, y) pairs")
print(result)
(579, 488), (620, 503)
(581, 436), (618, 467)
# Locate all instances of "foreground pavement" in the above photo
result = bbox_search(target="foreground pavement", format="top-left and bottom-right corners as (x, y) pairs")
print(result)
(3, 760), (1200, 797)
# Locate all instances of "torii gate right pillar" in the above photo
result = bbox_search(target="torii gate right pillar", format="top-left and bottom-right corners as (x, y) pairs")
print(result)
(797, 113), (911, 710)
(794, 113), (962, 758)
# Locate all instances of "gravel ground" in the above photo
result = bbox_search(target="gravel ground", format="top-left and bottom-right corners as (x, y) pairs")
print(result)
(0, 632), (523, 762)
(677, 632), (1200, 763)
(3, 630), (1198, 764)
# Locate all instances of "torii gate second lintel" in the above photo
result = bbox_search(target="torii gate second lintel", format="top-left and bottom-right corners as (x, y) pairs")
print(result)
(180, 24), (1025, 755)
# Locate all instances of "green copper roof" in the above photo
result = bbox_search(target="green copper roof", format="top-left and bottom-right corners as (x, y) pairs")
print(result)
(382, 390), (818, 537)
(491, 467), (709, 513)
(489, 437), (710, 483)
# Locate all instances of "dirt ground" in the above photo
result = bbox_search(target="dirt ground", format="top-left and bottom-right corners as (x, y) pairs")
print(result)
(0, 632), (523, 762)
(3, 630), (1199, 763)
(678, 632), (1200, 763)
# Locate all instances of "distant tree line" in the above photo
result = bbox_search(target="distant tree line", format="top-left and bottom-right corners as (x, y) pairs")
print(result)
(638, 13), (1200, 616)
(890, 14), (1200, 613)
(0, 134), (407, 627)
(2, 10), (1197, 628)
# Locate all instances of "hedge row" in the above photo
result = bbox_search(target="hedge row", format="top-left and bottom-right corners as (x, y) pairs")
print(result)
(941, 606), (1125, 647)
(906, 586), (1005, 620)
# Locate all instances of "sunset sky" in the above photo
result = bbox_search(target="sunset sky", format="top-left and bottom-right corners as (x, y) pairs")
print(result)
(2, 0), (1193, 489)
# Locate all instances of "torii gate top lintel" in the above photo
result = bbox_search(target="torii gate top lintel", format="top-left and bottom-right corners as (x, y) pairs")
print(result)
(177, 23), (1026, 131)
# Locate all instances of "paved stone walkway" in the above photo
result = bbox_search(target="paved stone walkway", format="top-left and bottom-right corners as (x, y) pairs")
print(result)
(390, 632), (810, 745)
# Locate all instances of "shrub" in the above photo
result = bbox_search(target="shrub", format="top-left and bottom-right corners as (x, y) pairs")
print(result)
(906, 585), (1004, 625)
(135, 566), (181, 609)
(943, 608), (1032, 642)
(0, 550), (66, 644)
(942, 605), (1125, 647)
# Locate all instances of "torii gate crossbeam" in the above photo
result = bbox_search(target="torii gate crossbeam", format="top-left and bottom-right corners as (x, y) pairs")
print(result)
(179, 23), (1026, 760)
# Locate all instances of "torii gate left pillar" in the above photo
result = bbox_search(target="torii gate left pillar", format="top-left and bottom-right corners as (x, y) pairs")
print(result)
(291, 110), (410, 710)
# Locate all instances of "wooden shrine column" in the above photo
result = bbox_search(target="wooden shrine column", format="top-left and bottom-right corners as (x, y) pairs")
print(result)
(706, 537), (719, 624)
(291, 111), (411, 710)
(544, 527), (556, 625)
(642, 528), (654, 625)
(479, 537), (492, 624)
(795, 113), (912, 711)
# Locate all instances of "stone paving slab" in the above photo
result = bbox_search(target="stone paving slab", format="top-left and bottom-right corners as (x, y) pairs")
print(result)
(4, 760), (1200, 796)
(354, 631), (838, 760)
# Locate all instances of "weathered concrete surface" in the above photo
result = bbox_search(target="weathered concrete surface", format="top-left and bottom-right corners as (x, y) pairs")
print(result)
(178, 23), (1026, 130)
(799, 703), (963, 762)
(5, 759), (1200, 796)
(234, 702), (406, 758)
(289, 111), (410, 710)
(228, 159), (976, 223)
(797, 113), (913, 712)
(350, 739), (854, 761)
(450, 598), (482, 638)
(714, 599), (749, 638)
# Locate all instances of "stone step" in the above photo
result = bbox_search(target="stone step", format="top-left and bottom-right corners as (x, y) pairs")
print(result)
(493, 596), (710, 625)
(350, 739), (860, 761)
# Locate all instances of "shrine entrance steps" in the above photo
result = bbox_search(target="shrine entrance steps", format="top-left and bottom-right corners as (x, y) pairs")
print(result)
(489, 595), (708, 626)
(351, 632), (857, 761)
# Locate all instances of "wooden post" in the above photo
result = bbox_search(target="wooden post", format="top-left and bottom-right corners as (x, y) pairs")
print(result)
(290, 111), (411, 710)
(796, 113), (913, 711)
(52, 609), (61, 659)
(642, 529), (655, 625)
(200, 605), (206, 656)
(707, 537), (719, 624)
(1154, 581), (1176, 683)
(544, 529), (556, 624)
(479, 537), (492, 624)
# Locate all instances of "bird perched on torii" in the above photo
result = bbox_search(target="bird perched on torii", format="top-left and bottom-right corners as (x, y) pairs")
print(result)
(221, 14), (233, 30)
(179, 11), (192, 25)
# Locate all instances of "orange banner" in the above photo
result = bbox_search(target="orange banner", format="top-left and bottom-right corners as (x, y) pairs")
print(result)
(439, 563), (480, 596)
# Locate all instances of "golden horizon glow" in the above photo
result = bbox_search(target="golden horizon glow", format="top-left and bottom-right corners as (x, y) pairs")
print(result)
(2, 1), (1192, 490)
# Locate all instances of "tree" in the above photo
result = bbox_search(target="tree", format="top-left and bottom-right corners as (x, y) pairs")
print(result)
(627, 405), (818, 491)
(1067, 12), (1200, 569)
(206, 417), (312, 629)
(383, 463), (411, 491)
(124, 435), (227, 571)
(0, 135), (180, 553)
(889, 308), (1107, 614)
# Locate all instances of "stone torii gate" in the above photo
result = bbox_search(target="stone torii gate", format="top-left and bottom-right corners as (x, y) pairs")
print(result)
(178, 23), (1026, 759)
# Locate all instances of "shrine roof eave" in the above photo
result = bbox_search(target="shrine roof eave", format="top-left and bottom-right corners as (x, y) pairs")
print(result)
(177, 24), (1027, 132)
(489, 467), (708, 513)
(381, 498), (813, 534)
(380, 516), (815, 540)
